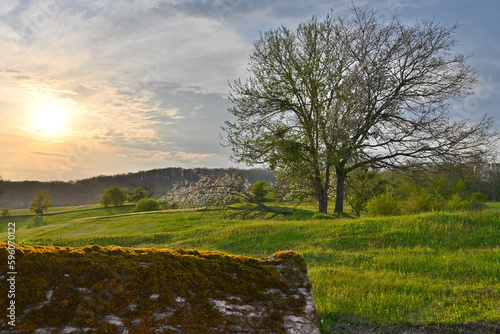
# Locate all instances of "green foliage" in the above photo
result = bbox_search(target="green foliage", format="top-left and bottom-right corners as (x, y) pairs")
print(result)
(346, 168), (386, 216)
(29, 191), (54, 216)
(250, 180), (269, 201)
(453, 178), (467, 198)
(470, 192), (486, 211)
(99, 192), (112, 207)
(1, 208), (10, 217)
(132, 198), (162, 212)
(445, 193), (472, 211)
(128, 186), (149, 202)
(366, 189), (402, 216)
(403, 190), (446, 214)
(470, 192), (486, 202)
(100, 186), (127, 207)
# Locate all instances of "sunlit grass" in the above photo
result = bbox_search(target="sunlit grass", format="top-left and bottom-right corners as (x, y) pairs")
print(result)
(0, 202), (498, 330)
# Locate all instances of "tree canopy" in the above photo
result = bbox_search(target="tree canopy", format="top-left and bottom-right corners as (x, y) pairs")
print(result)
(223, 5), (495, 214)
(100, 186), (127, 207)
(29, 191), (54, 216)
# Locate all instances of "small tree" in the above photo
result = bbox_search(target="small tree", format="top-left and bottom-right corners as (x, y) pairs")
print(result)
(29, 191), (54, 216)
(99, 192), (113, 207)
(1, 208), (10, 217)
(100, 186), (127, 207)
(250, 180), (269, 202)
(128, 186), (150, 203)
(346, 167), (385, 216)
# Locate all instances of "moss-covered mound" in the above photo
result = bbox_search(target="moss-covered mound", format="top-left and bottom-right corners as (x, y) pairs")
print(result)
(0, 244), (319, 333)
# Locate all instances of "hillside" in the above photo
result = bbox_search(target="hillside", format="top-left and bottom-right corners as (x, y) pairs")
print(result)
(0, 167), (275, 210)
(1, 203), (499, 333)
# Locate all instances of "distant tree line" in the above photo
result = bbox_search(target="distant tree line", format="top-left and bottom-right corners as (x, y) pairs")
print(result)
(0, 168), (275, 210)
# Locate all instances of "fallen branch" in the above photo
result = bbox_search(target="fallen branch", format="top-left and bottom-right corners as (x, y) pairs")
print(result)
(160, 174), (293, 220)
(221, 190), (293, 220)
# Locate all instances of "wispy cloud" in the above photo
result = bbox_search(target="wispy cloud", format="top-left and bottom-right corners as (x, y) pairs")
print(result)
(30, 151), (66, 157)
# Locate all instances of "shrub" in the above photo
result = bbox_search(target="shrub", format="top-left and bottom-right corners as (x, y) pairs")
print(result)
(445, 193), (471, 211)
(132, 198), (162, 212)
(470, 192), (485, 211)
(470, 192), (486, 202)
(366, 190), (402, 216)
(404, 191), (446, 214)
(1, 208), (10, 217)
(346, 167), (386, 216)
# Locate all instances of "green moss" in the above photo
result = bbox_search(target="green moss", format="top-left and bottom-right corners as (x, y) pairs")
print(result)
(0, 243), (310, 332)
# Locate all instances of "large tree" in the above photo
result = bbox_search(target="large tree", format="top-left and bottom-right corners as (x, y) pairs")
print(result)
(223, 6), (494, 214)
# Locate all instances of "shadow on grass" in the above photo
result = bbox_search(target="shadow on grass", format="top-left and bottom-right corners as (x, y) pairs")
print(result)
(28, 216), (48, 228)
(319, 312), (500, 334)
(23, 232), (173, 248)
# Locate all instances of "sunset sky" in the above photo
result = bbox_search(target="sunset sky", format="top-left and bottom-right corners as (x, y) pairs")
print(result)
(1, 0), (499, 181)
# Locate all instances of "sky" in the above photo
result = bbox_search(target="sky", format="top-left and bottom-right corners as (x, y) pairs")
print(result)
(0, 0), (499, 181)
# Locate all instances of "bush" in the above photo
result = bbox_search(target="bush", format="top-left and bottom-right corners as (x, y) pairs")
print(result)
(470, 192), (485, 211)
(404, 191), (446, 214)
(445, 193), (471, 211)
(366, 190), (402, 217)
(346, 167), (386, 216)
(132, 198), (162, 212)
(470, 192), (486, 202)
(1, 208), (10, 217)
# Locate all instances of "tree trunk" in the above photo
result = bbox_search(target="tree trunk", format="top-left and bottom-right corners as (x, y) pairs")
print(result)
(317, 187), (328, 214)
(334, 167), (347, 214)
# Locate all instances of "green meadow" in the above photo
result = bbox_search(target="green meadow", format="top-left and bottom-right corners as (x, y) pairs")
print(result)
(1, 203), (499, 332)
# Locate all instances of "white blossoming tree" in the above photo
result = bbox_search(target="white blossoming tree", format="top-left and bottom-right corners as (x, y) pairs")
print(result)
(160, 173), (292, 219)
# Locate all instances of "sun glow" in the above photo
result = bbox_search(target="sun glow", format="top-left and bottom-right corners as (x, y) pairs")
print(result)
(32, 104), (66, 133)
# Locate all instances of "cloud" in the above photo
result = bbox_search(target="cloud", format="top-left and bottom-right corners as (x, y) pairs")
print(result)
(31, 151), (66, 157)
(0, 0), (498, 181)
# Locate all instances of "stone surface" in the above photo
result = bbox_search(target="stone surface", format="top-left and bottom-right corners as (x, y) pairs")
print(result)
(0, 243), (320, 333)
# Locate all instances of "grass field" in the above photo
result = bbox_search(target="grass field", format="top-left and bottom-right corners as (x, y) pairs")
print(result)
(1, 202), (499, 333)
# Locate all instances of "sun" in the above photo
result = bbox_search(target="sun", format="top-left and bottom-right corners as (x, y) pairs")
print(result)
(32, 104), (66, 133)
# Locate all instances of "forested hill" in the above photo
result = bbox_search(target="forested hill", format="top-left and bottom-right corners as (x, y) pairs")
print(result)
(0, 167), (275, 210)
